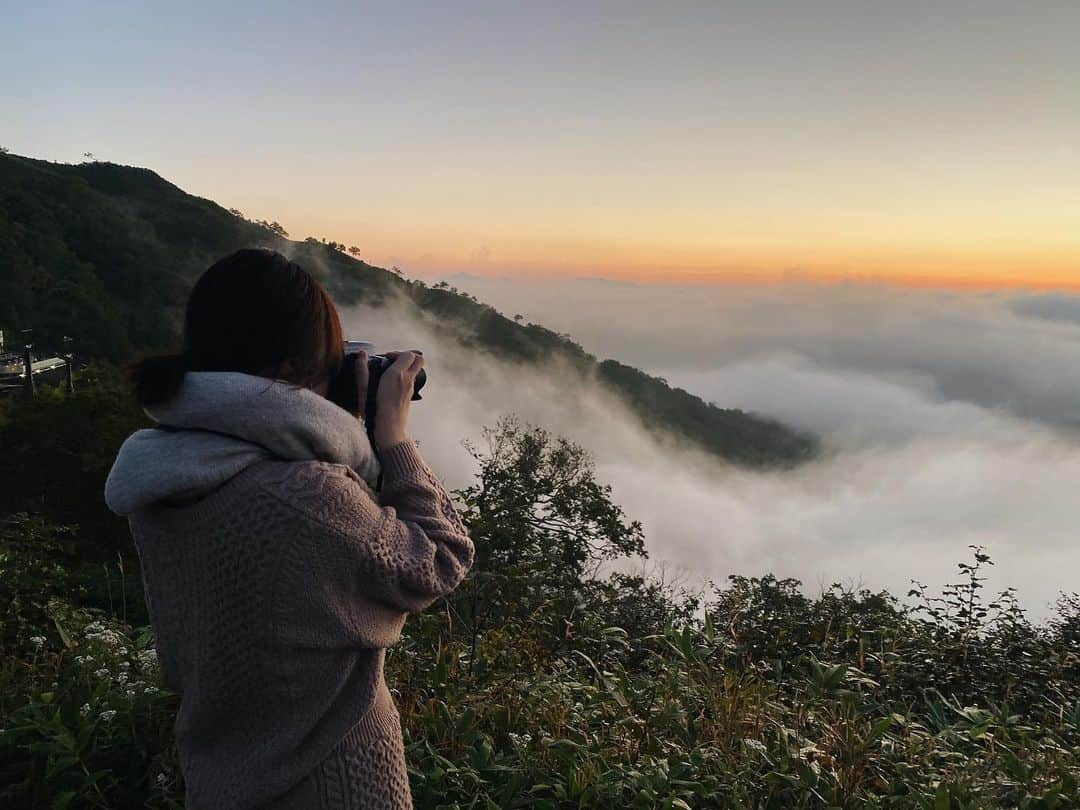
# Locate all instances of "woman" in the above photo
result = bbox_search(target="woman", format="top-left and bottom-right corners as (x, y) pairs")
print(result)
(105, 249), (474, 809)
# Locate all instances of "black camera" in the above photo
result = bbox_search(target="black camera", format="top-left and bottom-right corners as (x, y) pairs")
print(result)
(326, 340), (426, 440)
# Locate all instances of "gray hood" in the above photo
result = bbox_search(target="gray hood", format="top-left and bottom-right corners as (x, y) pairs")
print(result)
(105, 371), (380, 516)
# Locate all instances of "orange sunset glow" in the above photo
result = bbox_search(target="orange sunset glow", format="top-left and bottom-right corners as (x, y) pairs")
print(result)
(7, 3), (1078, 290)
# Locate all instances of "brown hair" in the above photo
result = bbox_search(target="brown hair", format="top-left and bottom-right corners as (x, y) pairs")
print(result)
(129, 249), (344, 408)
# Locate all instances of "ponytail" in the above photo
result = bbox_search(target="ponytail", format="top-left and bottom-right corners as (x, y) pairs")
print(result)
(128, 353), (188, 408)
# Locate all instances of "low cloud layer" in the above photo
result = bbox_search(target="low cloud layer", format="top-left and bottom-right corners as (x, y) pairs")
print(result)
(341, 281), (1080, 620)
(450, 279), (1080, 428)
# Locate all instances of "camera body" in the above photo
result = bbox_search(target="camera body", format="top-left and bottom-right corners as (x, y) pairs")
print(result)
(326, 340), (426, 441)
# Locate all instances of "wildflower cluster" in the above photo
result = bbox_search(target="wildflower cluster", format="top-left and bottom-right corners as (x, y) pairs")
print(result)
(1, 608), (180, 805)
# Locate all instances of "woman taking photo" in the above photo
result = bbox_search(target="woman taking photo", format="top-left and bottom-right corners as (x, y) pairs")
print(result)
(105, 249), (474, 809)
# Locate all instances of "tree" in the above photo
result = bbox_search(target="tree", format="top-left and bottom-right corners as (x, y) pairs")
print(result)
(82, 152), (95, 161)
(458, 417), (644, 587)
(348, 246), (362, 258)
(227, 208), (244, 219)
(0, 146), (9, 154)
(452, 417), (646, 654)
(513, 314), (523, 323)
(252, 219), (288, 238)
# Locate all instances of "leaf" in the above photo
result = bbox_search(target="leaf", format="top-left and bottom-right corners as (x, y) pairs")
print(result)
(1001, 749), (1028, 781)
(603, 677), (629, 708)
(934, 782), (950, 810)
(796, 760), (819, 789)
(46, 756), (80, 780)
(51, 614), (74, 650)
(824, 663), (849, 690)
(456, 706), (476, 733)
(51, 792), (77, 810)
(868, 716), (893, 743)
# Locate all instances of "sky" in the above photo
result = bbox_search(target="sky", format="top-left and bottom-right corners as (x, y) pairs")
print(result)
(5, 1), (1079, 287)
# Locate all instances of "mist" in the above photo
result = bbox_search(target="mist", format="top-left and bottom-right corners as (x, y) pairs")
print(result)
(340, 280), (1080, 620)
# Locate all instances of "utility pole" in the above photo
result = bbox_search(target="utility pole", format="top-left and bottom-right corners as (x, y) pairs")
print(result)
(63, 335), (75, 393)
(21, 329), (35, 399)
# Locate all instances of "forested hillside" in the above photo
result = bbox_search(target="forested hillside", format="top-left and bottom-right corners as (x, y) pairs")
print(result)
(0, 152), (813, 467)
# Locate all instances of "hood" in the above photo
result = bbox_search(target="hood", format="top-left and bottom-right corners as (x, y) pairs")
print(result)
(105, 371), (380, 516)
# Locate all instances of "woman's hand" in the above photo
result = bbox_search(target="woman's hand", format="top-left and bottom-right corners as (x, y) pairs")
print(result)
(372, 350), (424, 450)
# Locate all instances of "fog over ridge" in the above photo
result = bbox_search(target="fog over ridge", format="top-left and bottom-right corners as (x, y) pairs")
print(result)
(340, 280), (1080, 620)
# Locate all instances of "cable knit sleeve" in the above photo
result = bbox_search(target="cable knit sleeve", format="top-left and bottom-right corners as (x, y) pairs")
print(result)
(260, 439), (474, 649)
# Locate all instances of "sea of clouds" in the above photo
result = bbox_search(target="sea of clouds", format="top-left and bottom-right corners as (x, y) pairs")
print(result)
(340, 279), (1080, 620)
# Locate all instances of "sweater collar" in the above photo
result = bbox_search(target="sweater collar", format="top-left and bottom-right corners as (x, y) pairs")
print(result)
(105, 371), (379, 515)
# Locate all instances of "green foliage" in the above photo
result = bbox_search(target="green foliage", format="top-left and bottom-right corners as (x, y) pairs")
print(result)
(0, 514), (82, 652)
(0, 364), (151, 556)
(389, 553), (1078, 808)
(459, 416), (646, 583)
(0, 607), (180, 808)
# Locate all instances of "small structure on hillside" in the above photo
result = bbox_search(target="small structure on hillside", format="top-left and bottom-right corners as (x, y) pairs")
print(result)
(0, 329), (73, 398)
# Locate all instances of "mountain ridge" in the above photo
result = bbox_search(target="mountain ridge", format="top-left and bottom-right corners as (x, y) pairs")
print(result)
(0, 152), (815, 466)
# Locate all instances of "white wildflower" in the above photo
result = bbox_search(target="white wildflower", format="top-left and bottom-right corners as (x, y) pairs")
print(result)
(156, 773), (167, 785)
(117, 672), (128, 685)
(29, 636), (46, 649)
(118, 661), (130, 670)
(94, 668), (109, 678)
(84, 626), (125, 648)
(136, 649), (158, 670)
(99, 710), (117, 722)
(99, 630), (124, 647)
(143, 686), (160, 695)
(80, 703), (91, 717)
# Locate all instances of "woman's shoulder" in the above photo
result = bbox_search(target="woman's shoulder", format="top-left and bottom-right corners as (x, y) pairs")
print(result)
(248, 456), (360, 489)
(245, 457), (378, 524)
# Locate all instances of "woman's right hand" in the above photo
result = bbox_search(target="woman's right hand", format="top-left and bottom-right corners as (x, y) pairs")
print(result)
(373, 350), (424, 450)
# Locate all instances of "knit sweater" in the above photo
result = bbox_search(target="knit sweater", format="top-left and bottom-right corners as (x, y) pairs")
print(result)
(105, 373), (474, 809)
